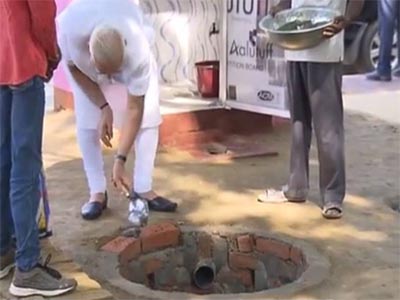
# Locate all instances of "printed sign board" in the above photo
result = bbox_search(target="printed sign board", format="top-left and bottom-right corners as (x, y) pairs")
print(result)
(226, 0), (289, 112)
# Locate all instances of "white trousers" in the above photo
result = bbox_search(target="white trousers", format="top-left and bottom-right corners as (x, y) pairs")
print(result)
(63, 54), (162, 196)
(76, 126), (159, 195)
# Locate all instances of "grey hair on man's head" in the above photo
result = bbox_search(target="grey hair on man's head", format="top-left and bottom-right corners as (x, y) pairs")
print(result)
(89, 24), (125, 74)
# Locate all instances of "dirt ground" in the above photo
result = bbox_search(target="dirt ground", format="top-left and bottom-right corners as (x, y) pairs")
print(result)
(42, 91), (399, 299)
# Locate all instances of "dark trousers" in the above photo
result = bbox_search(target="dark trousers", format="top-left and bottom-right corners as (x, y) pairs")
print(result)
(377, 0), (400, 75)
(286, 62), (345, 207)
(0, 77), (44, 271)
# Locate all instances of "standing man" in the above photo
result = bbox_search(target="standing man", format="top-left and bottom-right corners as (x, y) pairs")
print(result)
(57, 0), (177, 221)
(366, 0), (400, 81)
(0, 0), (77, 297)
(258, 0), (364, 219)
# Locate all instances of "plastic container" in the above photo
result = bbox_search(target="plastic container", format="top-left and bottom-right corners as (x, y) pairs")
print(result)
(195, 61), (220, 98)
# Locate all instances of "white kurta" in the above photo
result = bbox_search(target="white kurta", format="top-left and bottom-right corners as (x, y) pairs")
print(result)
(57, 0), (161, 130)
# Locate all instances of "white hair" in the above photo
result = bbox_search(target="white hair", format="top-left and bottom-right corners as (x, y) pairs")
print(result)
(89, 24), (125, 72)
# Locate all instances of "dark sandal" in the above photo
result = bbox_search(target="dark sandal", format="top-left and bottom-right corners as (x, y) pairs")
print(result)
(322, 206), (343, 219)
(81, 192), (108, 220)
(145, 196), (178, 212)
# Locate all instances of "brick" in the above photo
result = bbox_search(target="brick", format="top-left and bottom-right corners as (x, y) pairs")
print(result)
(101, 236), (141, 263)
(121, 242), (141, 264)
(120, 260), (147, 284)
(140, 222), (180, 253)
(143, 258), (163, 274)
(233, 269), (253, 288)
(216, 266), (246, 294)
(229, 252), (259, 270)
(197, 233), (212, 258)
(290, 246), (304, 265)
(101, 236), (133, 253)
(237, 234), (254, 253)
(228, 237), (239, 252)
(255, 238), (291, 260)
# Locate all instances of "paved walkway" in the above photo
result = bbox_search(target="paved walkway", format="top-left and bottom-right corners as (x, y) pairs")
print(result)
(343, 74), (400, 124)
(0, 240), (113, 300)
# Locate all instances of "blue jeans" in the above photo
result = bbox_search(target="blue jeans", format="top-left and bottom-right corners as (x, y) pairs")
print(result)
(0, 77), (45, 271)
(377, 0), (400, 75)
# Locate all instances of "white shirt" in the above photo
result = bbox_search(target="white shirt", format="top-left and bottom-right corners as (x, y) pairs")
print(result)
(57, 0), (154, 96)
(285, 0), (347, 63)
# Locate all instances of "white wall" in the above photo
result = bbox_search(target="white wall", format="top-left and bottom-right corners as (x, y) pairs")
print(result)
(140, 0), (222, 85)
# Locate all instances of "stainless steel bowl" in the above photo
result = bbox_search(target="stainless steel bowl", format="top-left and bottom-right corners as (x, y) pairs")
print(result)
(259, 6), (341, 50)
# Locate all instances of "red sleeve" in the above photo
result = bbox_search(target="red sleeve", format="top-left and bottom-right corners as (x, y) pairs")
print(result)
(27, 0), (58, 59)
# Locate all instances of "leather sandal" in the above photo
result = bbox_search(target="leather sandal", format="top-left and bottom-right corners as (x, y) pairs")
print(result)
(81, 192), (108, 220)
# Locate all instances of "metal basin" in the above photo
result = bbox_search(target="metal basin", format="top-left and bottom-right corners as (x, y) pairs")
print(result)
(259, 6), (340, 50)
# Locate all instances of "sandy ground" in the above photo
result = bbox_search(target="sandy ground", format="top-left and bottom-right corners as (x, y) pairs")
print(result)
(41, 78), (400, 300)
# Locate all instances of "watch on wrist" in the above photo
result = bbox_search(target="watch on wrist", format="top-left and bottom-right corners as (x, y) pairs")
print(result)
(115, 154), (127, 163)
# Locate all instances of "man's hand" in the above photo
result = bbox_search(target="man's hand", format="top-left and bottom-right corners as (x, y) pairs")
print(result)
(44, 45), (62, 82)
(112, 160), (130, 193)
(323, 16), (349, 38)
(99, 105), (113, 148)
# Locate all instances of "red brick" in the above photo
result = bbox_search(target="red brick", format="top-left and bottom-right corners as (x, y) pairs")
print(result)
(237, 235), (254, 253)
(143, 258), (163, 274)
(290, 246), (304, 265)
(197, 233), (212, 258)
(101, 236), (138, 254)
(121, 242), (142, 263)
(229, 252), (259, 270)
(233, 269), (253, 288)
(101, 236), (141, 264)
(255, 238), (290, 260)
(140, 222), (180, 253)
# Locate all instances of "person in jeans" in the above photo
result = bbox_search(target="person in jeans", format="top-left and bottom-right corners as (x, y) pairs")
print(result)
(258, 0), (364, 219)
(0, 0), (77, 297)
(367, 0), (400, 81)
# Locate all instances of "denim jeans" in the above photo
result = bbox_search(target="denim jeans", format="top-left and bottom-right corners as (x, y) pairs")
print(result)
(377, 0), (400, 75)
(0, 77), (45, 271)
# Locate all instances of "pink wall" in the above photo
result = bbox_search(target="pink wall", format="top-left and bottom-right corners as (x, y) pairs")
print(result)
(53, 0), (73, 92)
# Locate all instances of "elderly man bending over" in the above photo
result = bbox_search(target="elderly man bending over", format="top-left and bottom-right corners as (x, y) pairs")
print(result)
(57, 0), (177, 220)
